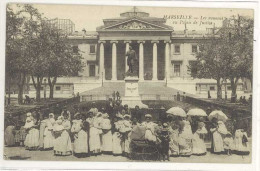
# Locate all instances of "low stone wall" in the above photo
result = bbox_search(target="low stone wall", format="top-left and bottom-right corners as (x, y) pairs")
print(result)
(6, 96), (80, 119)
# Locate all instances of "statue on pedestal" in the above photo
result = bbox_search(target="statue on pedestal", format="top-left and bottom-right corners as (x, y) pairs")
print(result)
(125, 46), (138, 77)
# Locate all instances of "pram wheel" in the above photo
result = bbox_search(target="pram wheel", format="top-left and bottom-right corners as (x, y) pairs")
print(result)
(142, 144), (160, 161)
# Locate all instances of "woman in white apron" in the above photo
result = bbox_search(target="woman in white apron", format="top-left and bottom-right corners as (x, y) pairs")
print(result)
(86, 111), (102, 155)
(53, 116), (72, 156)
(71, 113), (88, 157)
(101, 113), (113, 154)
(43, 113), (55, 150)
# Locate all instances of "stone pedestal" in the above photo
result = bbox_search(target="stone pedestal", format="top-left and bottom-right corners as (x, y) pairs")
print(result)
(122, 76), (148, 109)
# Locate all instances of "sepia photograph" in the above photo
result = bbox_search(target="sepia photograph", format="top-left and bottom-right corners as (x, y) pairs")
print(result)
(2, 2), (256, 165)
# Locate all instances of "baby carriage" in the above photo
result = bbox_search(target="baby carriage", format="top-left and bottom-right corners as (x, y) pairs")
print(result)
(129, 125), (160, 161)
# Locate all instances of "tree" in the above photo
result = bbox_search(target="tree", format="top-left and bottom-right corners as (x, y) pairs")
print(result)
(218, 16), (253, 102)
(39, 21), (83, 99)
(189, 37), (226, 100)
(20, 4), (45, 102)
(189, 15), (253, 101)
(6, 4), (28, 104)
(6, 4), (84, 103)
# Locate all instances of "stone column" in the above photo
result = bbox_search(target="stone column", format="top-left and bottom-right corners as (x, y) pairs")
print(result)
(111, 41), (118, 81)
(124, 41), (132, 72)
(98, 41), (105, 80)
(164, 40), (171, 80)
(151, 41), (159, 81)
(137, 41), (145, 81)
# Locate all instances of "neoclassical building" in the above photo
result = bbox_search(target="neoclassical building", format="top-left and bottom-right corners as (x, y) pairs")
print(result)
(28, 7), (245, 99)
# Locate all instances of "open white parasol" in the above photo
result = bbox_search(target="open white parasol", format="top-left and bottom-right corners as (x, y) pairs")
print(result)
(187, 108), (207, 117)
(166, 107), (186, 117)
(208, 110), (228, 122)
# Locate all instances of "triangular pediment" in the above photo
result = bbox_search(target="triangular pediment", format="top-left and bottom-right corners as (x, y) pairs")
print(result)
(101, 18), (172, 31)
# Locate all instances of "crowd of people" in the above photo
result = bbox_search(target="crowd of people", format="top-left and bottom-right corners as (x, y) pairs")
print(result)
(4, 100), (250, 161)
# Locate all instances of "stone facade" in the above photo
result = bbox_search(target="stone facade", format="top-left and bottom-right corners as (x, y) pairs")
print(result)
(27, 7), (247, 97)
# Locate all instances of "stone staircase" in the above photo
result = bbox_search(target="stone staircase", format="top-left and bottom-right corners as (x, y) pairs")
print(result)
(80, 82), (184, 101)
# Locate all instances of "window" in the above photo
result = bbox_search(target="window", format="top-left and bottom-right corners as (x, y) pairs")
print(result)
(72, 45), (78, 54)
(210, 86), (215, 91)
(40, 87), (44, 91)
(56, 86), (61, 91)
(174, 64), (181, 77)
(89, 64), (95, 77)
(227, 86), (232, 91)
(189, 61), (197, 76)
(174, 45), (180, 53)
(90, 45), (96, 54)
(192, 45), (197, 53)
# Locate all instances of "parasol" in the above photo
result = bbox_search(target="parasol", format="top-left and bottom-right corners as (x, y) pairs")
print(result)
(166, 107), (186, 117)
(208, 110), (228, 122)
(187, 108), (207, 117)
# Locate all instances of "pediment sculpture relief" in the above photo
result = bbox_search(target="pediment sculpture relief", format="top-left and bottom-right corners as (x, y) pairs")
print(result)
(110, 21), (158, 30)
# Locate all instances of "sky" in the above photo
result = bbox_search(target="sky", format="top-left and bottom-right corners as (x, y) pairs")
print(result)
(28, 4), (254, 32)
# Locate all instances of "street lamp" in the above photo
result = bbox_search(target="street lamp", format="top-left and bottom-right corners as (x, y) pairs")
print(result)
(44, 78), (47, 99)
(224, 79), (227, 100)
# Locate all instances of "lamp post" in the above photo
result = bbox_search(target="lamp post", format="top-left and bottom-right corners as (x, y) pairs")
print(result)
(44, 78), (47, 99)
(224, 79), (227, 100)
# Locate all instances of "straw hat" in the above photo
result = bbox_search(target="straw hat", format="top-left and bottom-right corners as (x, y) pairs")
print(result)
(74, 112), (81, 118)
(124, 114), (131, 119)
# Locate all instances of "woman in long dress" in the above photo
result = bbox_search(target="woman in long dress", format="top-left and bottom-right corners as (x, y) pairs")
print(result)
(141, 114), (157, 142)
(168, 117), (180, 157)
(233, 115), (250, 155)
(192, 122), (208, 155)
(233, 129), (249, 155)
(53, 116), (72, 156)
(101, 113), (113, 154)
(179, 117), (193, 156)
(210, 119), (227, 154)
(86, 111), (102, 155)
(112, 116), (123, 156)
(24, 113), (40, 150)
(71, 113), (88, 158)
(43, 113), (55, 150)
(123, 114), (132, 157)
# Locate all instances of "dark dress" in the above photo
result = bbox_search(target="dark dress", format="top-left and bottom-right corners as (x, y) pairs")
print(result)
(159, 128), (170, 156)
(131, 109), (142, 123)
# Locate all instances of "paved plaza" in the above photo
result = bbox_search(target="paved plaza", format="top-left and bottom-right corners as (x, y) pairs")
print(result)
(4, 141), (251, 163)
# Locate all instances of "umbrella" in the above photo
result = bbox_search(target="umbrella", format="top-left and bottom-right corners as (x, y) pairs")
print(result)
(166, 107), (186, 117)
(208, 110), (228, 122)
(187, 108), (207, 117)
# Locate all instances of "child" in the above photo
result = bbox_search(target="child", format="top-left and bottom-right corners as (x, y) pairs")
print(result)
(224, 132), (234, 155)
(14, 126), (21, 146)
(159, 123), (170, 161)
(19, 123), (27, 146)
